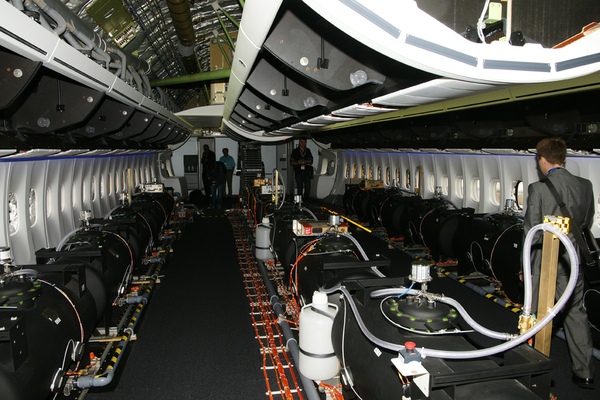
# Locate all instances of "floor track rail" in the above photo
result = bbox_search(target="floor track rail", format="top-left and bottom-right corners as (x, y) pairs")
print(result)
(229, 210), (304, 400)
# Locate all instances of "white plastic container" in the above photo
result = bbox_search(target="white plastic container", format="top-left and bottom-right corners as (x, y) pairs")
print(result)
(255, 217), (273, 261)
(298, 291), (339, 380)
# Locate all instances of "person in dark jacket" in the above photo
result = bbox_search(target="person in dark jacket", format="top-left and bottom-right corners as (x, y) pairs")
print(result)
(201, 144), (216, 200)
(290, 138), (313, 199)
(524, 137), (595, 390)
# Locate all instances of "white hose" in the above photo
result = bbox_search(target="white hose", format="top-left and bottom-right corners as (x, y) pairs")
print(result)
(11, 268), (40, 278)
(477, 0), (492, 44)
(521, 223), (572, 318)
(325, 222), (580, 359)
(339, 233), (386, 278)
(55, 227), (84, 252)
(302, 207), (318, 221)
(370, 288), (514, 340)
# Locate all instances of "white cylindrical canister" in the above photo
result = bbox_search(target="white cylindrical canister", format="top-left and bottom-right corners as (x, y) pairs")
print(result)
(298, 291), (339, 381)
(255, 217), (273, 261)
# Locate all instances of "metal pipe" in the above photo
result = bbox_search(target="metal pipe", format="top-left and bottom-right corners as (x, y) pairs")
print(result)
(433, 265), (520, 312)
(108, 47), (127, 81)
(166, 0), (199, 74)
(555, 329), (600, 360)
(63, 31), (83, 50)
(141, 72), (153, 98)
(215, 12), (235, 50)
(213, 30), (232, 68)
(77, 264), (162, 389)
(128, 65), (143, 93)
(31, 0), (66, 36)
(108, 62), (122, 78)
(149, 69), (231, 87)
(156, 87), (166, 106)
(65, 21), (94, 52)
(31, 0), (149, 73)
(10, 0), (24, 11)
(216, 4), (240, 29)
(211, 1), (236, 50)
(23, 1), (53, 32)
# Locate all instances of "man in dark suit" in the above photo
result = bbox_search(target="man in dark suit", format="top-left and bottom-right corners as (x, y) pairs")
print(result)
(290, 138), (313, 199)
(524, 137), (595, 389)
(201, 144), (216, 201)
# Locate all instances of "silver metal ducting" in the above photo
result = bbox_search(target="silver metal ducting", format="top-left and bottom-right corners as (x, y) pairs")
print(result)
(167, 0), (200, 74)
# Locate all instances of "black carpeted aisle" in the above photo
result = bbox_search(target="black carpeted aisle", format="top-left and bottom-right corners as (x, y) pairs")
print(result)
(86, 213), (267, 400)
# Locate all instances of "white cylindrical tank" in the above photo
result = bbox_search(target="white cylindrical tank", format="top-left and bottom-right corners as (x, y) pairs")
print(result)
(298, 291), (339, 381)
(255, 217), (273, 261)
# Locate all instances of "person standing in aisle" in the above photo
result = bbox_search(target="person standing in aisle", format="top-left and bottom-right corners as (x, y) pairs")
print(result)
(290, 138), (313, 200)
(523, 137), (595, 390)
(201, 144), (216, 201)
(219, 148), (236, 197)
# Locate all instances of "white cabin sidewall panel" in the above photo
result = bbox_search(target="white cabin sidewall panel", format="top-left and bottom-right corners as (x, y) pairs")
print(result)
(71, 158), (86, 225)
(29, 160), (50, 253)
(98, 157), (111, 216)
(433, 155), (450, 197)
(0, 163), (9, 252)
(446, 155), (464, 209)
(7, 162), (36, 265)
(313, 148), (337, 199)
(58, 158), (77, 232)
(397, 152), (411, 190)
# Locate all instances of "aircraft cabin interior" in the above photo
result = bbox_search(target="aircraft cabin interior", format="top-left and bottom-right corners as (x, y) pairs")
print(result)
(1, 0), (600, 399)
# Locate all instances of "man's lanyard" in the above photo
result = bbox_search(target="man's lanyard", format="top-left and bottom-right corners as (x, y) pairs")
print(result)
(546, 167), (563, 176)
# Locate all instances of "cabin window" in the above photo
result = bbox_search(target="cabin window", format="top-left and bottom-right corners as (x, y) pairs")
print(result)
(428, 173), (435, 194)
(377, 166), (382, 180)
(122, 171), (126, 192)
(405, 169), (411, 189)
(46, 187), (52, 219)
(107, 174), (112, 196)
(345, 163), (350, 179)
(353, 164), (357, 179)
(8, 192), (18, 235)
(115, 172), (119, 193)
(471, 178), (480, 202)
(442, 175), (449, 196)
(515, 181), (524, 208)
(368, 165), (373, 180)
(100, 175), (105, 199)
(360, 165), (365, 179)
(490, 180), (501, 206)
(385, 167), (390, 185)
(29, 188), (36, 227)
(415, 167), (423, 196)
(91, 176), (96, 202)
(456, 176), (464, 199)
(139, 169), (143, 185)
(395, 168), (400, 187)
